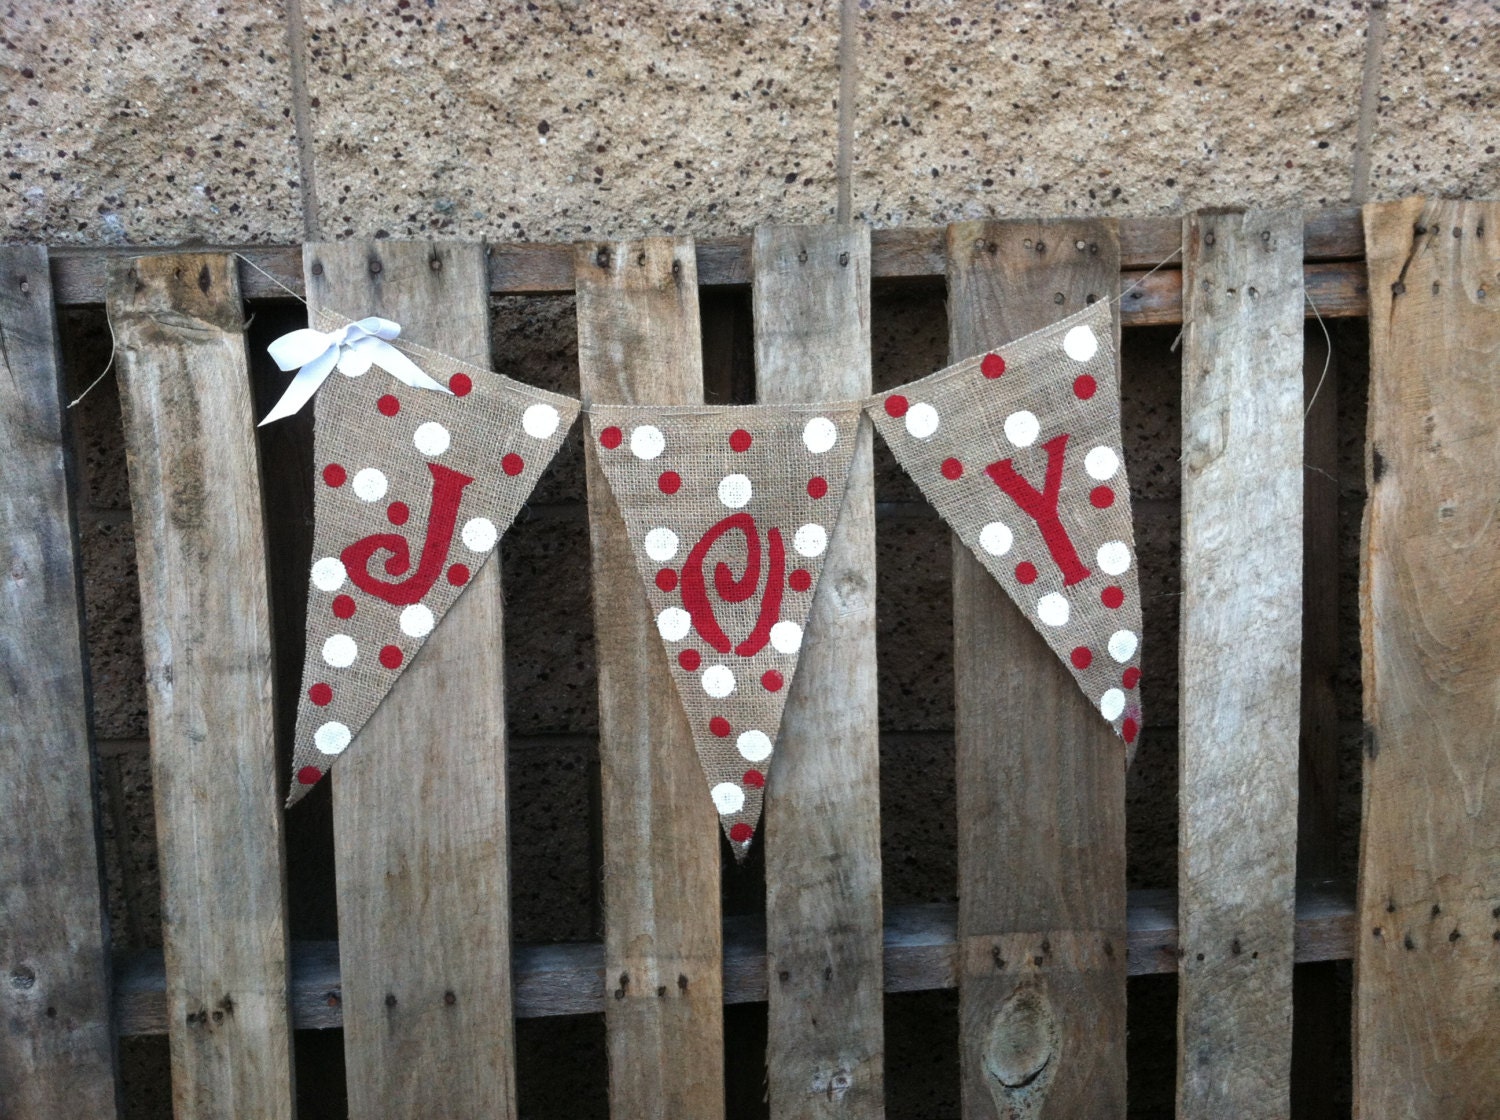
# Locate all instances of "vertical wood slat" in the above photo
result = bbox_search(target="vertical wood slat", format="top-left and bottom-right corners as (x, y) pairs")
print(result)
(1355, 197), (1500, 1120)
(0, 246), (122, 1118)
(1177, 211), (1304, 1119)
(305, 242), (517, 1119)
(107, 254), (294, 1120)
(946, 220), (1128, 1119)
(575, 238), (725, 1119)
(753, 224), (885, 1117)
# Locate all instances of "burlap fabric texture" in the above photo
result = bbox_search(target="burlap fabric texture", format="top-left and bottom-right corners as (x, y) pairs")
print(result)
(868, 298), (1144, 756)
(589, 403), (863, 854)
(287, 310), (579, 806)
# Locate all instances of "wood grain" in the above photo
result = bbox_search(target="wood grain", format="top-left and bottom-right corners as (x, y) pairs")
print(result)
(304, 241), (517, 1119)
(1177, 211), (1305, 1119)
(754, 224), (885, 1118)
(1355, 197), (1500, 1120)
(0, 245), (122, 1118)
(946, 219), (1128, 1119)
(107, 253), (294, 1120)
(575, 237), (725, 1120)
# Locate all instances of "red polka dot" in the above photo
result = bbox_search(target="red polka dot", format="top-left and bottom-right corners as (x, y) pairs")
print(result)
(1102, 586), (1125, 609)
(448, 563), (470, 586)
(297, 766), (323, 786)
(789, 568), (812, 592)
(387, 501), (409, 525)
(680, 650), (702, 672)
(729, 823), (753, 843)
(1070, 646), (1093, 670)
(729, 429), (753, 452)
(1090, 486), (1115, 509)
(449, 373), (472, 397)
(1073, 374), (1097, 400)
(884, 394), (909, 418)
(331, 594), (356, 620)
(502, 453), (524, 476)
(941, 457), (964, 480)
(322, 463), (346, 487)
(1123, 667), (1141, 690)
(379, 645), (403, 669)
(1015, 561), (1038, 584)
(708, 715), (730, 737)
(655, 568), (678, 592)
(308, 682), (333, 706)
(658, 470), (681, 495)
(807, 476), (828, 499)
(981, 353), (1006, 379)
(377, 394), (400, 416)
(761, 670), (784, 692)
(599, 425), (623, 449)
(1122, 718), (1139, 745)
(743, 770), (765, 788)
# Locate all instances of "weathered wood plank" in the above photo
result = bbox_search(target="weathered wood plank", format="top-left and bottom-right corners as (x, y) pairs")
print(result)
(107, 254), (294, 1120)
(575, 238), (725, 1120)
(0, 245), (122, 1119)
(1355, 197), (1500, 1120)
(753, 224), (885, 1117)
(304, 241), (517, 1119)
(946, 219), (1128, 1119)
(1177, 211), (1304, 1119)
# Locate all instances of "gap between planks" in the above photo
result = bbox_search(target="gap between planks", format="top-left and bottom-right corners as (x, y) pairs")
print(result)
(114, 884), (1356, 1034)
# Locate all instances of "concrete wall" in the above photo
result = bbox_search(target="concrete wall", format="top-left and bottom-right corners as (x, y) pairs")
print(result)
(6, 0), (1495, 1116)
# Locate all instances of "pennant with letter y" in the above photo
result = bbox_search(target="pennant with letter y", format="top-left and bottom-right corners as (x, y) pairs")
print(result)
(868, 298), (1144, 753)
(589, 403), (864, 855)
(284, 311), (579, 805)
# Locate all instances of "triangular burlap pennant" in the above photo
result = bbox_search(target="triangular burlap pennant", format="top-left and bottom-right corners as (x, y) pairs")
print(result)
(287, 312), (579, 805)
(590, 403), (863, 854)
(868, 299), (1144, 752)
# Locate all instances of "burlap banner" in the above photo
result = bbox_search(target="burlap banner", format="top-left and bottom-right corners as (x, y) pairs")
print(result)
(286, 311), (578, 805)
(868, 298), (1144, 751)
(589, 403), (864, 854)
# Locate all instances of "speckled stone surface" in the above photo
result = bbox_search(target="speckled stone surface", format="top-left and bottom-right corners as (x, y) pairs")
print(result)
(854, 1), (1368, 223)
(1, 0), (303, 243)
(302, 0), (841, 241)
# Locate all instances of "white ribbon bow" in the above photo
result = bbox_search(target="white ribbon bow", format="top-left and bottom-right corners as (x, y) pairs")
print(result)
(259, 317), (451, 426)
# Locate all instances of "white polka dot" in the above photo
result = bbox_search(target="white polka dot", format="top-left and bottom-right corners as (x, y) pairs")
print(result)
(462, 517), (498, 553)
(904, 402), (940, 439)
(802, 416), (838, 454)
(1100, 688), (1126, 721)
(1064, 324), (1099, 362)
(1084, 446), (1120, 481)
(1003, 410), (1040, 448)
(793, 523), (827, 558)
(718, 473), (753, 508)
(352, 468), (388, 502)
(978, 521), (1013, 557)
(630, 425), (665, 460)
(1037, 593), (1070, 627)
(711, 782), (745, 815)
(702, 664), (736, 698)
(314, 721), (351, 756)
(522, 403), (560, 439)
(400, 604), (434, 638)
(413, 421), (451, 456)
(644, 527), (680, 562)
(737, 730), (773, 762)
(770, 620), (803, 654)
(1108, 630), (1139, 663)
(656, 607), (691, 642)
(322, 634), (357, 668)
(1097, 541), (1132, 576)
(311, 557), (346, 592)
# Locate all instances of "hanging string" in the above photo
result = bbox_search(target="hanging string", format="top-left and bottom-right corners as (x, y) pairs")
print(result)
(66, 312), (119, 409)
(1303, 286), (1333, 419)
